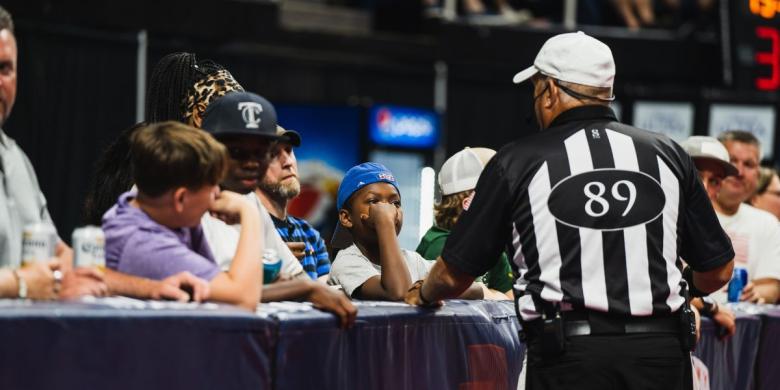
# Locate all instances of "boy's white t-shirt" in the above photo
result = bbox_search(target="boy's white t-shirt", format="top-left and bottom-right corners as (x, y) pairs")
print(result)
(201, 192), (305, 278)
(328, 244), (433, 298)
(711, 203), (780, 302)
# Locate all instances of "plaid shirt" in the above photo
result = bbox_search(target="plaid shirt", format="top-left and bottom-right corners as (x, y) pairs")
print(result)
(271, 215), (331, 279)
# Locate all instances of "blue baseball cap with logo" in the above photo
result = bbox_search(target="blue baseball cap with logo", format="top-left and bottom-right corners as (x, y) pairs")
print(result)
(337, 162), (400, 210)
(201, 91), (286, 141)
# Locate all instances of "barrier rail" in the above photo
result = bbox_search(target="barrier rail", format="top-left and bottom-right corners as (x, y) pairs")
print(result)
(0, 298), (776, 390)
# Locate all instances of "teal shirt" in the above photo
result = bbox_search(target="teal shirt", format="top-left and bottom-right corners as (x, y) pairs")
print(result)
(416, 226), (514, 293)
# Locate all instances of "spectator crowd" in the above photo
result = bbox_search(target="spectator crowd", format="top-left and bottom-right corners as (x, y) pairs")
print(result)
(0, 2), (777, 361)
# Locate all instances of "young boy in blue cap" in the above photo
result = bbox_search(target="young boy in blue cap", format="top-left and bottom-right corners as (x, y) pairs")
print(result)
(329, 162), (485, 301)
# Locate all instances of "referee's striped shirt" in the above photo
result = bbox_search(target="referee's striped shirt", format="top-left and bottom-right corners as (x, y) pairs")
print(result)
(443, 105), (734, 321)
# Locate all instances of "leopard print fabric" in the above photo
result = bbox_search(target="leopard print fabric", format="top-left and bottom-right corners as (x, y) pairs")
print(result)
(182, 69), (244, 127)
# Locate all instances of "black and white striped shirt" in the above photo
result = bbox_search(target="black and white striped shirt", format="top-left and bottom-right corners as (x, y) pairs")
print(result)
(443, 105), (733, 321)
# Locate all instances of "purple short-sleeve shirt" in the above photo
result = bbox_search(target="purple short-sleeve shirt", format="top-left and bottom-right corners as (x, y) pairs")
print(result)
(102, 191), (221, 281)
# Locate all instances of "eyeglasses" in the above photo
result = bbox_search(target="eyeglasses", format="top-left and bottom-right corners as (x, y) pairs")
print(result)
(533, 77), (615, 102)
(553, 79), (615, 102)
(227, 146), (269, 162)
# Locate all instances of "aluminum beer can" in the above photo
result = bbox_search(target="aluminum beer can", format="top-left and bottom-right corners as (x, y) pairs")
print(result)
(262, 248), (282, 284)
(727, 267), (749, 303)
(21, 223), (58, 263)
(72, 226), (105, 268)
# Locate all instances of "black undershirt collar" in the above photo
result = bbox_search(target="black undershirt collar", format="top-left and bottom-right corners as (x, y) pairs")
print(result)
(548, 105), (618, 129)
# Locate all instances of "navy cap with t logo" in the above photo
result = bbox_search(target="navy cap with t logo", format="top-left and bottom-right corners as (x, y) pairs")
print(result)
(201, 91), (285, 141)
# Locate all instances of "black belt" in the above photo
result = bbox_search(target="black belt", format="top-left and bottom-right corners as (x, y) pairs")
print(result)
(560, 310), (679, 336)
(563, 317), (679, 336)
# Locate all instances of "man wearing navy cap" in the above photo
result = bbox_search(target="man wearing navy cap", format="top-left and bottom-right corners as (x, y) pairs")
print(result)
(200, 91), (356, 327)
(200, 91), (308, 278)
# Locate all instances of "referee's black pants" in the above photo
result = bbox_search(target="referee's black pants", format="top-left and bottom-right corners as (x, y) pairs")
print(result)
(524, 330), (690, 390)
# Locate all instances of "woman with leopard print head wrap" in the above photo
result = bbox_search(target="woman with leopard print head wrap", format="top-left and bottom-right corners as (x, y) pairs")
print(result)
(145, 52), (244, 126)
(83, 52), (244, 224)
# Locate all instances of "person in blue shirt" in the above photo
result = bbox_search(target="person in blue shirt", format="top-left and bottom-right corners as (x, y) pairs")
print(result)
(256, 126), (331, 281)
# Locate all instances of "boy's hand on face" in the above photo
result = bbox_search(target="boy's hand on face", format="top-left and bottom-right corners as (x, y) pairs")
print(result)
(362, 202), (398, 229)
(210, 190), (252, 224)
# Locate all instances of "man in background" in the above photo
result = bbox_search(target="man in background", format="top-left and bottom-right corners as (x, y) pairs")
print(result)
(711, 130), (780, 303)
(681, 135), (739, 337)
(0, 6), (207, 302)
(0, 7), (105, 299)
(256, 126), (331, 282)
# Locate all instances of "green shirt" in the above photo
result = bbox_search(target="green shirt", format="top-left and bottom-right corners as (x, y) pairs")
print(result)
(416, 226), (514, 293)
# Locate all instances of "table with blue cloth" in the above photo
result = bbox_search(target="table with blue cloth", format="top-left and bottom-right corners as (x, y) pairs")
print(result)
(0, 298), (523, 390)
(695, 307), (762, 390)
(0, 298), (277, 390)
(755, 306), (780, 390)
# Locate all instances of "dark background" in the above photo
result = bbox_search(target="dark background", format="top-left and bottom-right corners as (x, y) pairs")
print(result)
(1, 0), (776, 241)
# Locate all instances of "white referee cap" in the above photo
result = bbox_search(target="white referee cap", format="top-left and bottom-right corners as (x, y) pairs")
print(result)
(680, 136), (738, 177)
(439, 147), (496, 196)
(512, 31), (615, 89)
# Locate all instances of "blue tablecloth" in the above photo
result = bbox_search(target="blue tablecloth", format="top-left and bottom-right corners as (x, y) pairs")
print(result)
(0, 298), (276, 390)
(756, 307), (780, 390)
(3, 297), (777, 390)
(0, 298), (524, 390)
(263, 300), (523, 390)
(695, 309), (762, 390)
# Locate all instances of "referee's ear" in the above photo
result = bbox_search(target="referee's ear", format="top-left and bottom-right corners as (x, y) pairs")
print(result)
(338, 209), (353, 229)
(545, 78), (560, 109)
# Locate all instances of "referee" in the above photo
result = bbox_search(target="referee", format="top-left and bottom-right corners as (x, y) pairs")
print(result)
(406, 32), (734, 389)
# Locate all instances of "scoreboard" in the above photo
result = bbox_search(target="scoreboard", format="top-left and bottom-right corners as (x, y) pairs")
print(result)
(732, 0), (780, 90)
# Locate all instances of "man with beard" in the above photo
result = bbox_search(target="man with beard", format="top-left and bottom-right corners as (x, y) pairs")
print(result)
(200, 91), (356, 327)
(199, 92), (307, 280)
(712, 130), (780, 303)
(256, 126), (331, 282)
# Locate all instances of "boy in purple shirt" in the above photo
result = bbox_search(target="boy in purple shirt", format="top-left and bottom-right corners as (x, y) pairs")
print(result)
(103, 121), (263, 310)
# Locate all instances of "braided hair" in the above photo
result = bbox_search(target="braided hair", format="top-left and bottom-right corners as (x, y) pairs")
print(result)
(145, 52), (231, 124)
(82, 122), (146, 225)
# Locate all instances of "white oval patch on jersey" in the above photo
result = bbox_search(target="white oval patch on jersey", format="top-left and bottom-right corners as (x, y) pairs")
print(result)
(547, 169), (666, 231)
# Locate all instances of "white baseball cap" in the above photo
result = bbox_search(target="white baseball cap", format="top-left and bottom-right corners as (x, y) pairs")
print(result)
(512, 31), (615, 89)
(680, 136), (738, 177)
(439, 147), (496, 195)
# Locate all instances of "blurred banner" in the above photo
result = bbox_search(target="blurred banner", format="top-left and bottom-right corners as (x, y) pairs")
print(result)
(633, 101), (695, 143)
(708, 104), (776, 159)
(275, 104), (361, 239)
(367, 104), (439, 249)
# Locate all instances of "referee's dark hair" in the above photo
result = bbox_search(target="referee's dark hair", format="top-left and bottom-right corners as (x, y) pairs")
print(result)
(0, 6), (14, 33)
(717, 130), (760, 146)
(145, 52), (224, 123)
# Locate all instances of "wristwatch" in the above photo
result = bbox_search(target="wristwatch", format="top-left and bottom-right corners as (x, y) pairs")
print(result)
(700, 296), (719, 317)
(12, 269), (27, 299)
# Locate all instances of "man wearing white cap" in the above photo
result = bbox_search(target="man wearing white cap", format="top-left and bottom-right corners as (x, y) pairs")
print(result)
(406, 31), (734, 389)
(680, 136), (738, 202)
(706, 131), (780, 304)
(681, 136), (740, 337)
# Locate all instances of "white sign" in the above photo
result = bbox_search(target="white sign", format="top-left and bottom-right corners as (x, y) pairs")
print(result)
(633, 101), (694, 143)
(708, 104), (776, 159)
